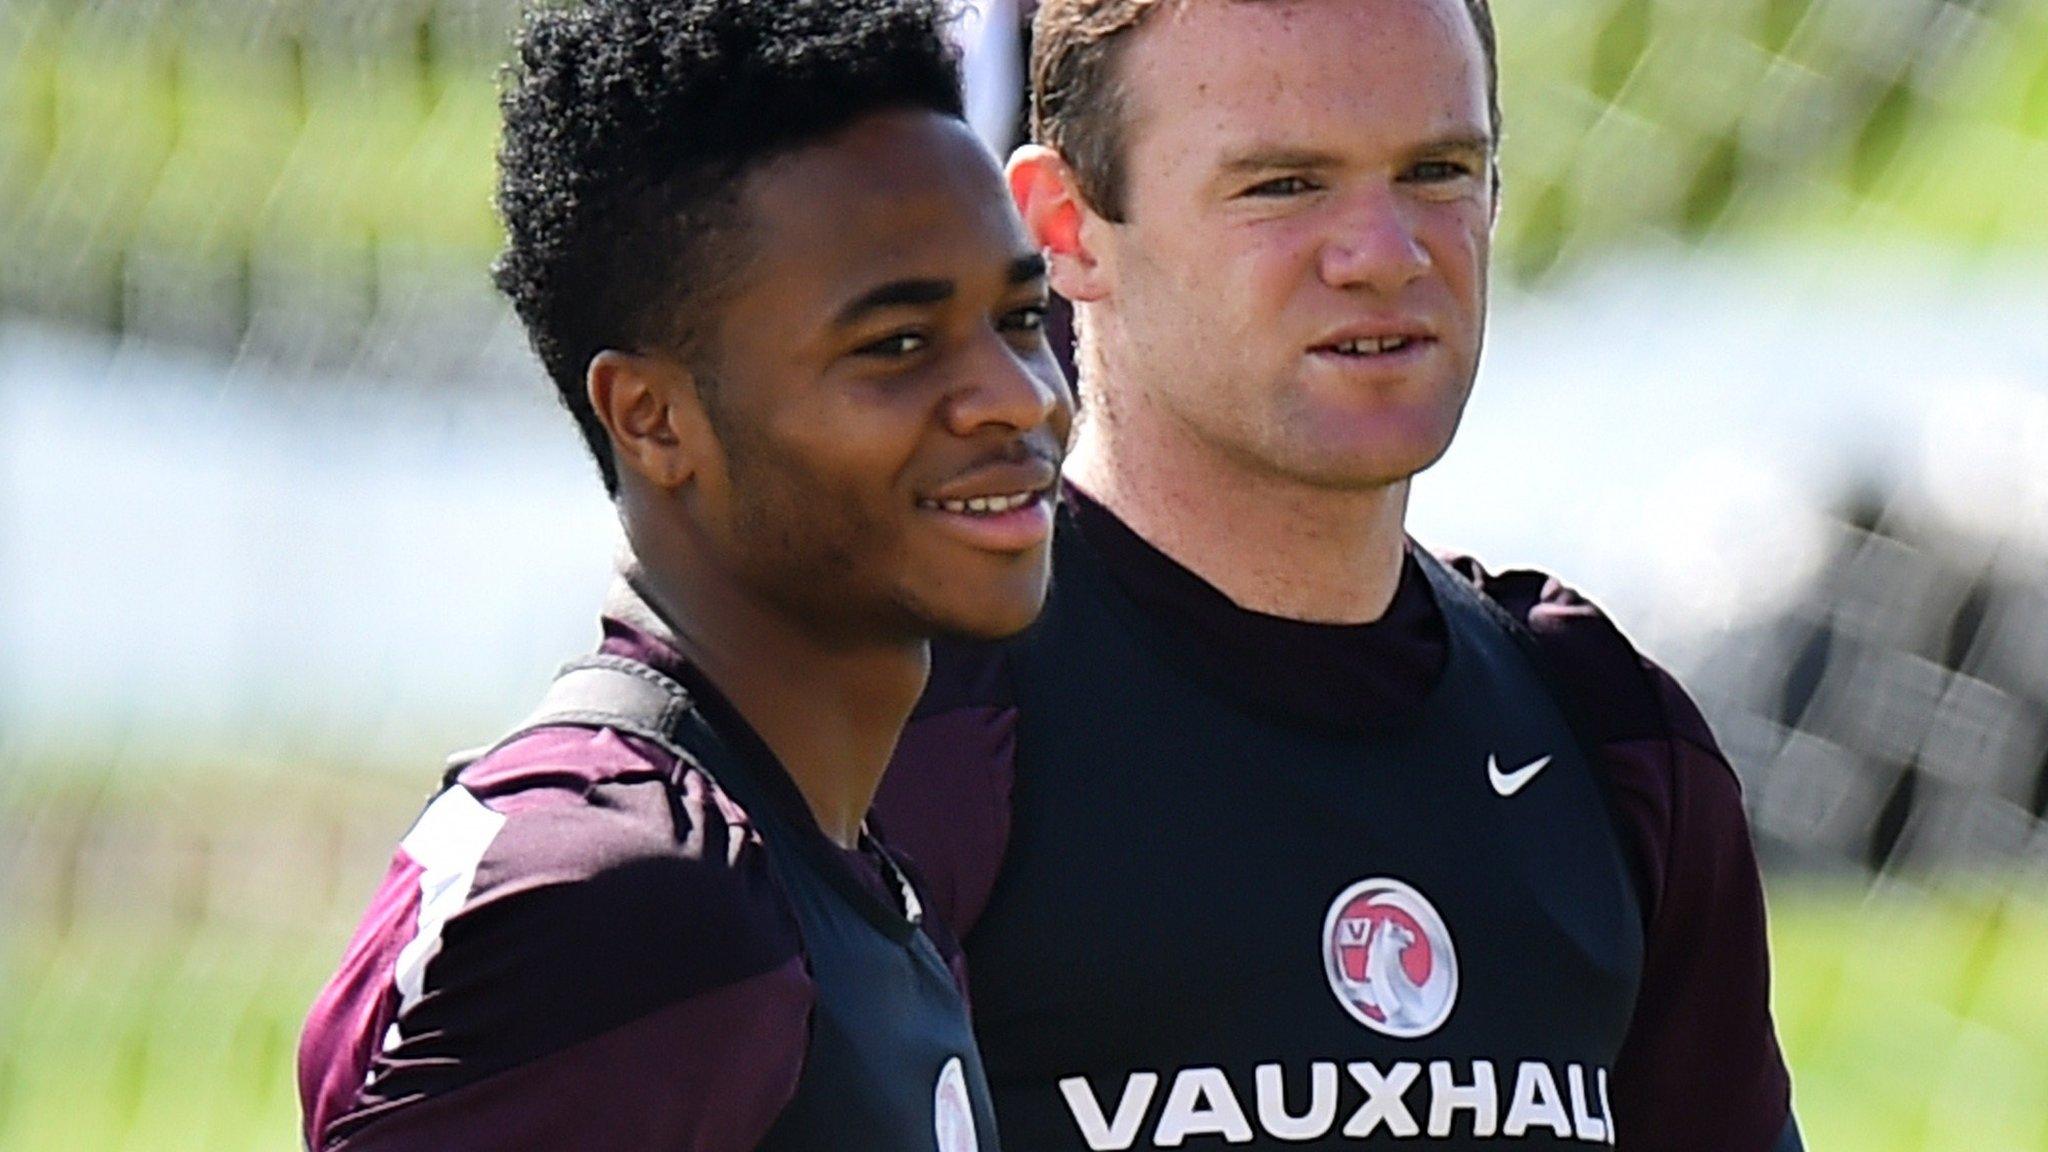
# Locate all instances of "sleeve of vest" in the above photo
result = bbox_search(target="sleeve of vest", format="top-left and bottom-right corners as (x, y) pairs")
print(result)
(1466, 560), (1799, 1152)
(1601, 661), (1799, 1152)
(874, 638), (1019, 941)
(305, 777), (816, 1152)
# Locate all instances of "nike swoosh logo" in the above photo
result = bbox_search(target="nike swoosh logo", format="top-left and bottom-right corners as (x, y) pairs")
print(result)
(1488, 754), (1553, 797)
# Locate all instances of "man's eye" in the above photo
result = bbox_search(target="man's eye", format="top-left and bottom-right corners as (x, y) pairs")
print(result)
(854, 332), (928, 358)
(1001, 304), (1049, 334)
(1241, 175), (1320, 198)
(1406, 160), (1476, 184)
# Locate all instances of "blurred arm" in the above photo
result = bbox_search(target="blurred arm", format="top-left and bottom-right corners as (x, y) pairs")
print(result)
(1600, 662), (1799, 1152)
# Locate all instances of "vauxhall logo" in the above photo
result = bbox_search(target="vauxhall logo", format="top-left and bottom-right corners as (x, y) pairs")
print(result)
(1322, 878), (1457, 1038)
(1058, 1060), (1619, 1149)
(1054, 879), (1618, 1147)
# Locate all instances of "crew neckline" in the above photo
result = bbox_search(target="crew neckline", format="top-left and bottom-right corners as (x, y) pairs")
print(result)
(1061, 484), (1451, 732)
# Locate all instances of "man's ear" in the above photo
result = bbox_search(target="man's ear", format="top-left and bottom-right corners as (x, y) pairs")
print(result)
(586, 349), (714, 492)
(1008, 145), (1112, 304)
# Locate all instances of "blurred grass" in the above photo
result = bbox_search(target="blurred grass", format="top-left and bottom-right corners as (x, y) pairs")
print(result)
(0, 6), (503, 334)
(3, 0), (2046, 337)
(1, 928), (326, 1152)
(0, 762), (425, 1152)
(2, 8), (504, 250)
(1772, 882), (2048, 1152)
(2, 772), (2043, 1152)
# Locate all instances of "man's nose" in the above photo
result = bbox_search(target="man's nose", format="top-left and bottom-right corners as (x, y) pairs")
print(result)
(1318, 186), (1430, 295)
(943, 328), (1070, 438)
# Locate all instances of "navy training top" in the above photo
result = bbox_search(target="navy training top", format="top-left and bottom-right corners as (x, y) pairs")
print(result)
(875, 487), (1800, 1151)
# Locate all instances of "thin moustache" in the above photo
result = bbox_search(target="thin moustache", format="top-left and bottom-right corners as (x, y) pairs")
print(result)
(923, 441), (1062, 503)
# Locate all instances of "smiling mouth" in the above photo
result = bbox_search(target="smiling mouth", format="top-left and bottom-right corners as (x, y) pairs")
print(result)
(916, 488), (1048, 516)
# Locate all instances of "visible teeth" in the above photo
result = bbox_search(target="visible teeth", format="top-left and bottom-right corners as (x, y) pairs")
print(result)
(926, 490), (1038, 515)
(1335, 336), (1413, 355)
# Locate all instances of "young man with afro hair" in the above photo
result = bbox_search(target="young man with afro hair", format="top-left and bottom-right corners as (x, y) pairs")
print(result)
(297, 1), (1071, 1148)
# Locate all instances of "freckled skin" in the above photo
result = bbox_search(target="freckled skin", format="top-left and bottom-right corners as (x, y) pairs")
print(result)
(1089, 0), (1495, 492)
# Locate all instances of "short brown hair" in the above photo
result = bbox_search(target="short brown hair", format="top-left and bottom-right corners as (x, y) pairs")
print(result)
(1031, 0), (1500, 221)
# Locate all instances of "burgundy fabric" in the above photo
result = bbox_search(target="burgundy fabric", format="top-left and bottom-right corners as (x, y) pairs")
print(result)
(299, 854), (422, 1146)
(329, 959), (812, 1152)
(1602, 685), (1795, 1151)
(872, 700), (1017, 935)
(874, 487), (1797, 1152)
(299, 627), (948, 1152)
(302, 725), (807, 1151)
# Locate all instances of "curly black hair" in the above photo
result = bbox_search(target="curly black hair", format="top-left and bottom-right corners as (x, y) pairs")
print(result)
(493, 0), (966, 494)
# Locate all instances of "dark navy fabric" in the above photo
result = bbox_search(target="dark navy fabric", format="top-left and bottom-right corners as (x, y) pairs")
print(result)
(962, 515), (1643, 1149)
(876, 489), (1799, 1152)
(657, 660), (1003, 1152)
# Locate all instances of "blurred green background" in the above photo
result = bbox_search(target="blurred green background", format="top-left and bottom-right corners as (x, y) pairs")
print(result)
(6, 0), (2046, 333)
(4, 0), (2047, 1149)
(5, 763), (2046, 1150)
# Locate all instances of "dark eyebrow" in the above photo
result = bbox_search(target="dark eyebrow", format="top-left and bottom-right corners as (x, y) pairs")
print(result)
(836, 278), (955, 326)
(1218, 147), (1345, 176)
(1217, 134), (1497, 177)
(834, 254), (1048, 327)
(1415, 134), (1495, 158)
(1008, 252), (1049, 285)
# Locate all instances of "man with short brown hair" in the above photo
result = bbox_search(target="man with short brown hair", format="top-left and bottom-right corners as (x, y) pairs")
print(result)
(1032, 0), (1501, 222)
(878, 1), (1804, 1149)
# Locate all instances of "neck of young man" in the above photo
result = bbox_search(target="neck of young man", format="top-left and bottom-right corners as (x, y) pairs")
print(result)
(1064, 388), (1411, 626)
(625, 536), (928, 852)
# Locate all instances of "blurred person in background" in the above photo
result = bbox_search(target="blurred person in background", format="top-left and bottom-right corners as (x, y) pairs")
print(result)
(877, 0), (1803, 1148)
(955, 0), (1030, 155)
(295, 0), (1070, 1148)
